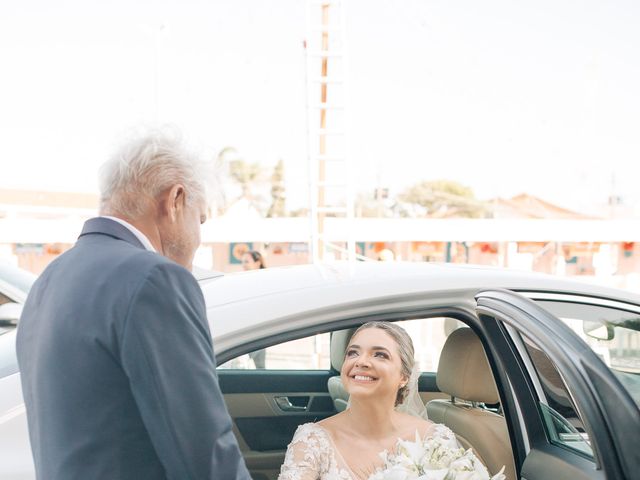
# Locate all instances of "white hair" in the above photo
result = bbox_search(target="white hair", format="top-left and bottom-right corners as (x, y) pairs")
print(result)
(99, 126), (210, 218)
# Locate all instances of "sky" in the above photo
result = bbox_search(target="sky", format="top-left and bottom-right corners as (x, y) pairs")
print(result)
(2, 0), (640, 216)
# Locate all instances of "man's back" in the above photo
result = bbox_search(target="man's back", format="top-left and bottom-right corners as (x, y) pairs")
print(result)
(17, 219), (249, 479)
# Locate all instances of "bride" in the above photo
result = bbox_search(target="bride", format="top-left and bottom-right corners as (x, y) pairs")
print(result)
(278, 321), (462, 480)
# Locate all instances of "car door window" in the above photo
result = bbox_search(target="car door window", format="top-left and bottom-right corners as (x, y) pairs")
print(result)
(521, 334), (594, 459)
(396, 317), (463, 373)
(217, 316), (461, 372)
(534, 298), (640, 408)
(218, 332), (331, 370)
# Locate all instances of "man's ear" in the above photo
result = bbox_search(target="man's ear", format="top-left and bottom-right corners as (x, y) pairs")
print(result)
(162, 184), (186, 222)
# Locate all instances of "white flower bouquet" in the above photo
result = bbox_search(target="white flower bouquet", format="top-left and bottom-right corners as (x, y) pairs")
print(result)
(369, 431), (506, 480)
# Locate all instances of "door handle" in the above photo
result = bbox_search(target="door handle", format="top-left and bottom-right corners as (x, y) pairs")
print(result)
(275, 396), (308, 412)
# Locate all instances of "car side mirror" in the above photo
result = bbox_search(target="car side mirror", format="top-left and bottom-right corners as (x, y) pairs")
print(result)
(583, 320), (614, 341)
(0, 302), (22, 327)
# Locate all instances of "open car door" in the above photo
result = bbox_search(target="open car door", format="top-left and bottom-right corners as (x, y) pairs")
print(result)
(475, 289), (639, 480)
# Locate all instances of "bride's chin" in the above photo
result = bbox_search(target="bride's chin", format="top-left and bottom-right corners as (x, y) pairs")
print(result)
(347, 392), (397, 410)
(346, 389), (377, 401)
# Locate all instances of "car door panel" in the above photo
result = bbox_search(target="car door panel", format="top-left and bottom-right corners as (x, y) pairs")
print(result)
(226, 392), (335, 451)
(219, 370), (336, 480)
(476, 289), (639, 480)
(520, 448), (604, 480)
(219, 370), (334, 393)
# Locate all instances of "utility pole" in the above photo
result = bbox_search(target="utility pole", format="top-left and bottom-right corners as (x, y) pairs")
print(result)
(305, 0), (355, 263)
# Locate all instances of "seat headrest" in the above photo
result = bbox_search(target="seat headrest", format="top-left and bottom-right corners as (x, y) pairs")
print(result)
(436, 328), (499, 404)
(330, 328), (357, 371)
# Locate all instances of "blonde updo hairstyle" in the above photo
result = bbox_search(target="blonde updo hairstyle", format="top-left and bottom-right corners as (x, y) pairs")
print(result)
(349, 321), (415, 406)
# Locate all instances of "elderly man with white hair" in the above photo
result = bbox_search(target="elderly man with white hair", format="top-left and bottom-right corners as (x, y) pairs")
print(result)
(17, 127), (251, 480)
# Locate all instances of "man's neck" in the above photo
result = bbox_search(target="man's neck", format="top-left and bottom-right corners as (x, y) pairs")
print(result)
(101, 214), (161, 253)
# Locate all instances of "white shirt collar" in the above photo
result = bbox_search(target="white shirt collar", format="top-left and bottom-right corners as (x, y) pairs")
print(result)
(101, 216), (156, 252)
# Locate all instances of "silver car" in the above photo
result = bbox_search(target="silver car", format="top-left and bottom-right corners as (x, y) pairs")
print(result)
(0, 262), (638, 479)
(0, 263), (37, 335)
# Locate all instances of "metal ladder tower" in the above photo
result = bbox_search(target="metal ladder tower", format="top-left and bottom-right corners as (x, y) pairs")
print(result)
(305, 0), (356, 263)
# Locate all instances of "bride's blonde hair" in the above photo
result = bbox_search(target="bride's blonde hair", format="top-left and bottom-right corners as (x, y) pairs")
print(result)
(350, 321), (415, 406)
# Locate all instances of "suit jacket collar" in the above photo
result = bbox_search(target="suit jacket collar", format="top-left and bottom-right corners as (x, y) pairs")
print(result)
(79, 217), (146, 250)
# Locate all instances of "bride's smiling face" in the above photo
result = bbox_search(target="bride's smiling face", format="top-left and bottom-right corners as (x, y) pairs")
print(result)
(341, 327), (407, 406)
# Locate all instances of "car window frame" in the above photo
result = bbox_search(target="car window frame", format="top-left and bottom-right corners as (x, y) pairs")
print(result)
(513, 326), (595, 460)
(524, 292), (640, 404)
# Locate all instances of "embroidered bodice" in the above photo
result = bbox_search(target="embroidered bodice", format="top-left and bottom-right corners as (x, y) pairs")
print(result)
(278, 422), (458, 480)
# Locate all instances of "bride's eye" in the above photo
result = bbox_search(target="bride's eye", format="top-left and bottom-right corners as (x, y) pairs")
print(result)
(345, 349), (358, 358)
(374, 351), (389, 359)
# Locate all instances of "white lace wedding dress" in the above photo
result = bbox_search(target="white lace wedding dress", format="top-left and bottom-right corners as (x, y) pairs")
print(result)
(278, 422), (458, 480)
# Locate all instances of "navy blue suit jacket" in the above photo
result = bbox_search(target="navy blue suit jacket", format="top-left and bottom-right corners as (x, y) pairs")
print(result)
(17, 217), (250, 480)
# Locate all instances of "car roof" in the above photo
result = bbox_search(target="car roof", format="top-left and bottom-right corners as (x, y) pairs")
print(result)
(202, 261), (639, 306)
(2, 262), (639, 377)
(202, 262), (640, 339)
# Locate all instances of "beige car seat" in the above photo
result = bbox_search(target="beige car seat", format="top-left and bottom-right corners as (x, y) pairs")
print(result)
(427, 328), (516, 480)
(327, 328), (357, 412)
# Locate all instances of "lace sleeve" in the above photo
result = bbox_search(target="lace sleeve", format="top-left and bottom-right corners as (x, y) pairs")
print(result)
(428, 423), (460, 449)
(278, 423), (328, 480)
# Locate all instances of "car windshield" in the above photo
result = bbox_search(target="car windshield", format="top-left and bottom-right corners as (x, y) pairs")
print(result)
(0, 263), (37, 296)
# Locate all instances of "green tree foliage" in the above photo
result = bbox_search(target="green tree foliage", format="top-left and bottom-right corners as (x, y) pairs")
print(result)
(228, 159), (263, 197)
(355, 190), (390, 217)
(214, 147), (270, 216)
(398, 180), (487, 218)
(266, 159), (286, 217)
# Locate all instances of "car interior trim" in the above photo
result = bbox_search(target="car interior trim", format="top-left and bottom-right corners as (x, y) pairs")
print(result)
(505, 372), (530, 456)
(504, 324), (547, 408)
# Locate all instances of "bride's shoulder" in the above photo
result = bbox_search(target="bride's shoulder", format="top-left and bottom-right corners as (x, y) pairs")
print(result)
(395, 412), (433, 436)
(289, 422), (332, 447)
(394, 413), (457, 442)
(427, 422), (455, 438)
(316, 410), (346, 431)
(293, 422), (324, 436)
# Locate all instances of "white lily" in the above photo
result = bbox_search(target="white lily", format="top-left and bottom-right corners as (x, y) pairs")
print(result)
(369, 429), (505, 480)
(396, 431), (426, 465)
(417, 469), (448, 480)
